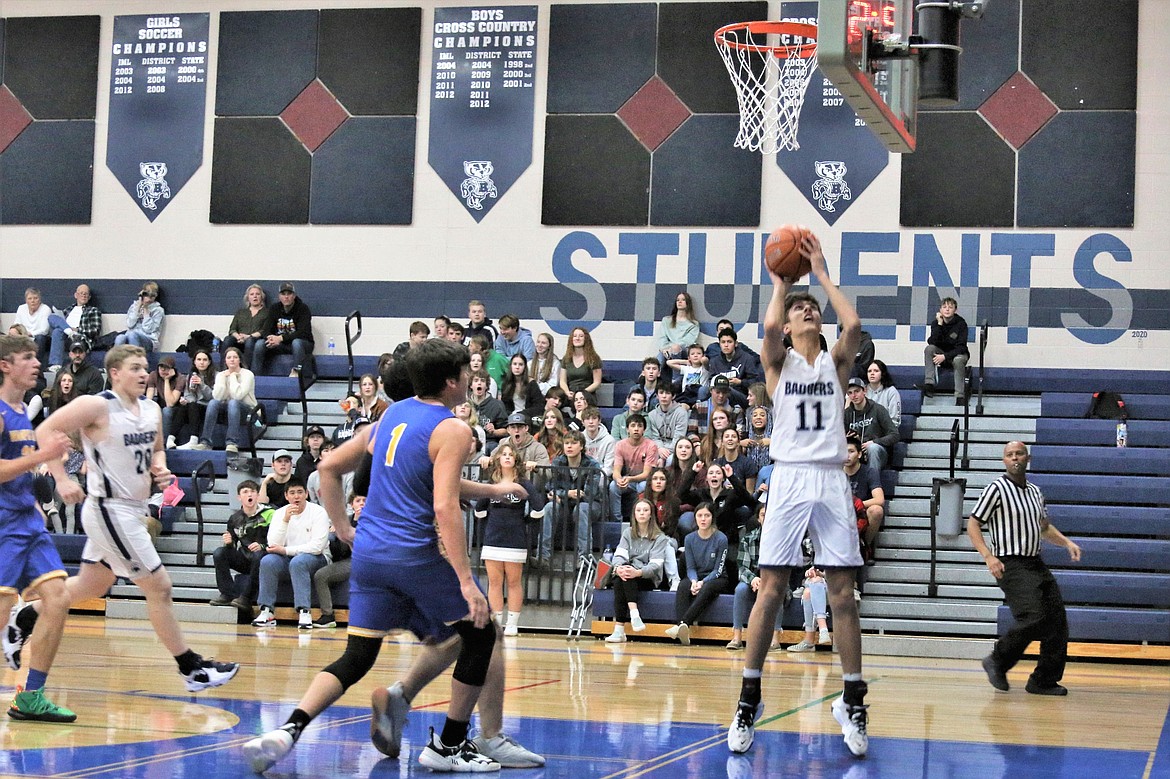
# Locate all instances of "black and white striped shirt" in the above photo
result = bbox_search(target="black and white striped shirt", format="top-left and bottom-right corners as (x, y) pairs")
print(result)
(971, 475), (1047, 557)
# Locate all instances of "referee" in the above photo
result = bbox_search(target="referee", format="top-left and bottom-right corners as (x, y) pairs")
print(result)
(967, 441), (1082, 696)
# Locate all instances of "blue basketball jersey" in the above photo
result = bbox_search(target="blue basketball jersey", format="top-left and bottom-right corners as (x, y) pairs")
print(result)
(0, 399), (40, 530)
(358, 397), (455, 560)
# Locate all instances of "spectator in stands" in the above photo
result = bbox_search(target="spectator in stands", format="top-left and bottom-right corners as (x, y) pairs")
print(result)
(254, 282), (313, 377)
(532, 333), (560, 394)
(715, 428), (759, 493)
(494, 314), (536, 361)
(843, 376), (899, 481)
(745, 382), (770, 410)
(666, 502), (732, 645)
(699, 407), (734, 463)
(311, 493), (364, 628)
(468, 333), (508, 388)
(646, 384), (688, 462)
(969, 441), (1081, 696)
(635, 358), (664, 411)
(922, 296), (970, 401)
(61, 341), (105, 397)
(467, 350), (498, 396)
(841, 322), (876, 380)
(865, 359), (902, 425)
(844, 432), (885, 565)
(251, 477), (332, 630)
(545, 430), (604, 564)
(392, 321), (430, 359)
(355, 373), (388, 422)
(656, 291), (701, 368)
(694, 376), (746, 441)
(294, 424), (327, 481)
(47, 284), (102, 370)
(13, 287), (52, 364)
(534, 408), (568, 460)
(209, 480), (270, 609)
(445, 321), (465, 343)
(728, 504), (784, 651)
(431, 315), (450, 340)
(476, 444), (546, 638)
(677, 463), (757, 545)
(222, 283), (271, 368)
(668, 344), (709, 408)
(455, 402), (486, 467)
(666, 437), (705, 503)
(147, 356), (185, 447)
(38, 371), (78, 430)
(306, 441), (341, 504)
(465, 299), (499, 344)
(374, 353), (394, 403)
(173, 349), (215, 449)
(787, 565), (832, 652)
(640, 467), (681, 543)
(114, 281), (164, 353)
(499, 354), (544, 422)
(481, 411), (550, 477)
(609, 414), (659, 523)
(604, 498), (671, 643)
(707, 329), (761, 408)
(568, 390), (595, 430)
(469, 370), (507, 444)
(611, 387), (646, 442)
(543, 386), (568, 416)
(258, 449), (294, 509)
(197, 346), (256, 454)
(559, 326), (603, 396)
(742, 405), (773, 474)
(580, 406), (615, 478)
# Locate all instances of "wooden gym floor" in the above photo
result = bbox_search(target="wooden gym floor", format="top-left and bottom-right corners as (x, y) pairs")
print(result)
(1, 615), (1168, 778)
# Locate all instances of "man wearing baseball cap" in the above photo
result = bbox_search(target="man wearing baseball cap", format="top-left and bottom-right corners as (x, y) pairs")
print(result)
(254, 283), (314, 377)
(295, 425), (328, 482)
(259, 449), (295, 509)
(843, 377), (899, 483)
(62, 340), (105, 396)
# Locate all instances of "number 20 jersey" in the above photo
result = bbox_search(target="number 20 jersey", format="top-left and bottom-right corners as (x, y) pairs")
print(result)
(84, 391), (160, 505)
(769, 348), (847, 467)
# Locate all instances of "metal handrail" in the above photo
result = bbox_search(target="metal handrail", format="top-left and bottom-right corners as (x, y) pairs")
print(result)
(192, 459), (216, 566)
(975, 320), (988, 416)
(344, 310), (363, 397)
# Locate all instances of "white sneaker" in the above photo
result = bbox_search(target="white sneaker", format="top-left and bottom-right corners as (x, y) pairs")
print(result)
(472, 732), (545, 768)
(182, 657), (240, 692)
(166, 435), (177, 449)
(3, 601), (32, 670)
(297, 609), (312, 630)
(502, 623), (518, 637)
(727, 701), (763, 754)
(252, 607), (276, 628)
(604, 627), (626, 643)
(417, 727), (500, 772)
(370, 681), (409, 758)
(630, 613), (646, 632)
(664, 622), (690, 645)
(787, 640), (816, 653)
(831, 695), (869, 757)
(668, 579), (680, 592)
(818, 628), (832, 645)
(243, 726), (295, 773)
(176, 437), (199, 450)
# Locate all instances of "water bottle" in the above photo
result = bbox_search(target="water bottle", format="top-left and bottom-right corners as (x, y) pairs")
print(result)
(602, 545), (613, 565)
(1116, 420), (1127, 448)
(212, 337), (220, 352)
(327, 337), (336, 356)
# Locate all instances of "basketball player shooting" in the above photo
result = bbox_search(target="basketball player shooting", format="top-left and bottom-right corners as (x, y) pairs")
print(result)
(728, 231), (870, 759)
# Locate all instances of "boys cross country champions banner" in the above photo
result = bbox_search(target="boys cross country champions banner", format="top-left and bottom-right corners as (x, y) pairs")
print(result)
(428, 5), (538, 222)
(106, 13), (208, 221)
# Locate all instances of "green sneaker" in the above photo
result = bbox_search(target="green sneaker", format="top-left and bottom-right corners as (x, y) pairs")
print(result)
(8, 687), (77, 723)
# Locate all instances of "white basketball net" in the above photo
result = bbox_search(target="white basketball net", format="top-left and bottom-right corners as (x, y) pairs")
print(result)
(715, 23), (818, 154)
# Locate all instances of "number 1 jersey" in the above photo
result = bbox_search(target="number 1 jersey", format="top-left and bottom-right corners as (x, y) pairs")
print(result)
(769, 348), (847, 466)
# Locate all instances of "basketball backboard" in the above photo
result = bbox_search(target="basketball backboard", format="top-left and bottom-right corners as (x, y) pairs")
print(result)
(817, 0), (918, 152)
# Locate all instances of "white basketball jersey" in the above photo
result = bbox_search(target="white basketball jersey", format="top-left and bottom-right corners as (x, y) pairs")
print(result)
(769, 348), (847, 466)
(85, 391), (161, 504)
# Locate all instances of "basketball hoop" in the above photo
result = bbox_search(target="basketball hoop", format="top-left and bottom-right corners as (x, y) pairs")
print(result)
(714, 21), (818, 154)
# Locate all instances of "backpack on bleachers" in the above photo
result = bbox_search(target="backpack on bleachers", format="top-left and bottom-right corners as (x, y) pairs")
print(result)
(178, 329), (216, 355)
(1085, 391), (1127, 421)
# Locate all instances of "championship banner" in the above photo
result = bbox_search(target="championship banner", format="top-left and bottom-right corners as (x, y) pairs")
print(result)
(106, 14), (208, 222)
(428, 6), (537, 223)
(776, 1), (888, 226)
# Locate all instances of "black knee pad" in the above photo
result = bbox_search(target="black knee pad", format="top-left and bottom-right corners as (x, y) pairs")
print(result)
(452, 621), (497, 687)
(323, 634), (382, 691)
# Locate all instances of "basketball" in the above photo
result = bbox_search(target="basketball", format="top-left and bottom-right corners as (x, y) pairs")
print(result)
(764, 224), (813, 279)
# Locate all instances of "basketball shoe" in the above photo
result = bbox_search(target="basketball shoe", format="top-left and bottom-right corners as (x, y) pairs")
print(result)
(370, 681), (410, 758)
(243, 725), (295, 773)
(727, 701), (764, 753)
(831, 695), (869, 757)
(418, 727), (500, 772)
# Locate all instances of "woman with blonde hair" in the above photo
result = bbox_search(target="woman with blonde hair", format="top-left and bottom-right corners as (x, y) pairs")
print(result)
(222, 283), (271, 366)
(604, 498), (671, 643)
(474, 443), (546, 636)
(532, 332), (561, 394)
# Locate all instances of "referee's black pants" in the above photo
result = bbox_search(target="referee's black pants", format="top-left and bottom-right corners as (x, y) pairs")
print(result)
(993, 556), (1069, 687)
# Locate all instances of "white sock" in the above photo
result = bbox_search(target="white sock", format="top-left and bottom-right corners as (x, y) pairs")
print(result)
(611, 624), (625, 635)
(494, 611), (504, 625)
(629, 607), (640, 619)
(505, 611), (520, 627)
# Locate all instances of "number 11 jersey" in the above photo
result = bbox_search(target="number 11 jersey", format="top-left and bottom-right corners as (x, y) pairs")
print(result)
(769, 348), (846, 467)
